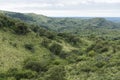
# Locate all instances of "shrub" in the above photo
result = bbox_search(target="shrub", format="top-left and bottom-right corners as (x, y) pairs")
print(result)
(0, 72), (7, 79)
(80, 62), (97, 73)
(87, 42), (109, 53)
(23, 59), (48, 73)
(0, 22), (3, 27)
(24, 44), (35, 52)
(14, 22), (30, 35)
(66, 53), (78, 63)
(15, 70), (37, 80)
(59, 51), (69, 59)
(49, 43), (62, 55)
(58, 33), (81, 45)
(41, 38), (51, 48)
(7, 68), (37, 80)
(45, 65), (66, 80)
(95, 61), (106, 68)
(38, 28), (56, 39)
(88, 50), (96, 57)
(67, 35), (80, 45)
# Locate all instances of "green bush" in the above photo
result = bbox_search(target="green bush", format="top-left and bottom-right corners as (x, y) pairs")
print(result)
(80, 62), (97, 73)
(0, 22), (3, 27)
(58, 33), (80, 45)
(59, 51), (69, 59)
(14, 22), (30, 35)
(23, 59), (48, 73)
(37, 28), (56, 39)
(88, 50), (96, 57)
(67, 35), (80, 45)
(15, 70), (37, 80)
(49, 43), (62, 55)
(87, 42), (109, 53)
(7, 68), (37, 80)
(66, 53), (79, 63)
(0, 72), (7, 79)
(45, 65), (66, 80)
(24, 44), (35, 52)
(41, 38), (51, 48)
(95, 61), (106, 68)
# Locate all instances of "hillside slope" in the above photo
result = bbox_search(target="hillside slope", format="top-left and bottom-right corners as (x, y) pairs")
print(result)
(2, 10), (120, 39)
(0, 12), (120, 80)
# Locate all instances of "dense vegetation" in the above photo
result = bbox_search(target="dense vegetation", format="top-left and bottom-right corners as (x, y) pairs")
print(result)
(2, 11), (120, 39)
(0, 11), (120, 80)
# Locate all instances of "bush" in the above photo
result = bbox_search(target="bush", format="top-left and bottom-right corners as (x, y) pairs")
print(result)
(58, 33), (81, 45)
(41, 38), (51, 48)
(24, 44), (35, 52)
(49, 43), (62, 55)
(45, 65), (66, 80)
(59, 51), (69, 59)
(66, 53), (79, 63)
(88, 50), (96, 57)
(7, 68), (37, 80)
(80, 62), (97, 73)
(15, 70), (37, 80)
(0, 22), (3, 27)
(0, 72), (7, 79)
(14, 22), (30, 35)
(87, 42), (109, 53)
(95, 61), (106, 68)
(23, 59), (48, 73)
(67, 35), (80, 45)
(37, 28), (56, 39)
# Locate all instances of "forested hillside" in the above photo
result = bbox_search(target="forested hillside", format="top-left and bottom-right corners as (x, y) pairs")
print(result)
(0, 11), (120, 80)
(2, 11), (120, 39)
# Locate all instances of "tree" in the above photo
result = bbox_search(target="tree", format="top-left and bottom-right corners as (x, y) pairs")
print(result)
(14, 22), (30, 35)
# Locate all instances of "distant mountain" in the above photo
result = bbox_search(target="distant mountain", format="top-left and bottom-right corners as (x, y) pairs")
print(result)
(105, 17), (120, 22)
(72, 17), (120, 22)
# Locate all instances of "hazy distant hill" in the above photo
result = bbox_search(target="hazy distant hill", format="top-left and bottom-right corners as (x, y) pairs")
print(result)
(105, 17), (120, 22)
(75, 17), (120, 22)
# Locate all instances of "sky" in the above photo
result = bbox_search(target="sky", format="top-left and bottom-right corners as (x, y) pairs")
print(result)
(0, 0), (120, 17)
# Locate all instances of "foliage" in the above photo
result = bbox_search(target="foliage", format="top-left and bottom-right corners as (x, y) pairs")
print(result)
(23, 58), (49, 73)
(14, 22), (30, 35)
(0, 11), (120, 80)
(49, 43), (63, 55)
(41, 38), (51, 48)
(45, 65), (66, 80)
(7, 68), (37, 80)
(24, 44), (35, 52)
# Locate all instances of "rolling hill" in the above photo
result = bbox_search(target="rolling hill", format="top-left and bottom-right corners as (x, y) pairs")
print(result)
(0, 11), (120, 80)
(2, 10), (120, 39)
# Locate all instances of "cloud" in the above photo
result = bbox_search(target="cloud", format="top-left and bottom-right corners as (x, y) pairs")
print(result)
(0, 0), (120, 17)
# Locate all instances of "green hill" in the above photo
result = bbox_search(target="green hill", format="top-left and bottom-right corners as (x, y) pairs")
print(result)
(0, 11), (120, 80)
(2, 10), (120, 39)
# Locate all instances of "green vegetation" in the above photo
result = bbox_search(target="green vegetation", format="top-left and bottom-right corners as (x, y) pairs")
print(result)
(0, 11), (120, 80)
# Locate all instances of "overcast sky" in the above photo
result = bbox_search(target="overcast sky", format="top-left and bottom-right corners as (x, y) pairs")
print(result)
(0, 0), (120, 17)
